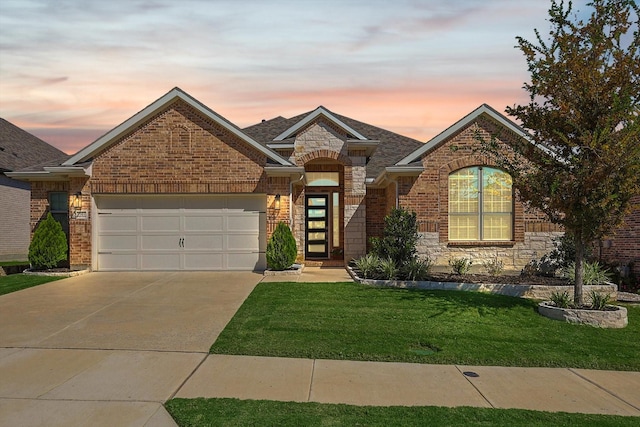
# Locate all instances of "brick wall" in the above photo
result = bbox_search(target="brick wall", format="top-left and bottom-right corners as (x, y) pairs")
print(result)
(397, 117), (560, 270)
(0, 175), (30, 260)
(599, 195), (640, 275)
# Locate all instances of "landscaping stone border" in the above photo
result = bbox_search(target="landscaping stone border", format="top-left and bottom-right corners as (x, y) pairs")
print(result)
(263, 264), (304, 277)
(23, 269), (91, 277)
(538, 301), (628, 328)
(346, 266), (618, 301)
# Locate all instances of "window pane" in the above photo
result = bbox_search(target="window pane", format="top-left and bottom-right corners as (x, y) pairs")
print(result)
(483, 168), (512, 213)
(449, 215), (479, 241)
(308, 232), (326, 241)
(308, 220), (325, 229)
(307, 197), (327, 207)
(449, 168), (478, 213)
(306, 172), (339, 187)
(307, 244), (326, 253)
(308, 209), (326, 218)
(50, 192), (68, 212)
(483, 214), (512, 241)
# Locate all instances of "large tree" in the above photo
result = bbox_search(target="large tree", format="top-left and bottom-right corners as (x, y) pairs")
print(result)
(482, 0), (639, 305)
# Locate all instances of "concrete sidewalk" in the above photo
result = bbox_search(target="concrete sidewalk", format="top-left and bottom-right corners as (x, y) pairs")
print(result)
(176, 354), (640, 416)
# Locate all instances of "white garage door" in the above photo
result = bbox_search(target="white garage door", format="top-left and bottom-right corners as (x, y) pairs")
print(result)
(95, 195), (266, 271)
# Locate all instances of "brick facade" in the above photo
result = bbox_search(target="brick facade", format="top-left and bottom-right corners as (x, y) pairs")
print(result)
(599, 195), (640, 276)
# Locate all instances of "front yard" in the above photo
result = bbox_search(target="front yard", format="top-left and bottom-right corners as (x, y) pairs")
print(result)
(210, 281), (640, 371)
(0, 274), (63, 296)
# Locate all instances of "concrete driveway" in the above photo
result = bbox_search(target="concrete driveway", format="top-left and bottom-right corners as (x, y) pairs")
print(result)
(0, 272), (262, 426)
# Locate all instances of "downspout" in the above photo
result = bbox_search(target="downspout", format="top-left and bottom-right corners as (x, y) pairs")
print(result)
(388, 176), (399, 209)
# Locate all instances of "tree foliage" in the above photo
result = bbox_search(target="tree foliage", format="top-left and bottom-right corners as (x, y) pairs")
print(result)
(29, 212), (68, 270)
(370, 207), (419, 267)
(481, 0), (639, 304)
(266, 222), (297, 271)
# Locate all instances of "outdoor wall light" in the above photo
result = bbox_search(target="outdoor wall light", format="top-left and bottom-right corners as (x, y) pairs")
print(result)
(73, 192), (82, 210)
(274, 194), (281, 210)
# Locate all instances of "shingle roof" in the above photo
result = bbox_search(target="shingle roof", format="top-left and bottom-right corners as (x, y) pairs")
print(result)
(0, 118), (67, 172)
(243, 108), (425, 178)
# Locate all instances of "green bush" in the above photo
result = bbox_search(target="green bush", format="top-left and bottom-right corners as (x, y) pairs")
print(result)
(378, 257), (399, 280)
(589, 291), (612, 310)
(353, 253), (382, 279)
(370, 208), (418, 267)
(449, 257), (473, 275)
(266, 222), (297, 271)
(549, 290), (571, 308)
(28, 212), (68, 270)
(400, 258), (433, 281)
(563, 261), (612, 285)
(482, 258), (504, 276)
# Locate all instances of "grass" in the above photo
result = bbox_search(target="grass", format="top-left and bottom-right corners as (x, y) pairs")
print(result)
(165, 398), (639, 427)
(0, 260), (29, 267)
(210, 282), (640, 370)
(0, 274), (63, 296)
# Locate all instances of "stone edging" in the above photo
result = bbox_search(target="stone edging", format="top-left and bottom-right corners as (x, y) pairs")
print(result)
(23, 269), (91, 277)
(263, 264), (304, 276)
(346, 266), (618, 301)
(538, 301), (628, 328)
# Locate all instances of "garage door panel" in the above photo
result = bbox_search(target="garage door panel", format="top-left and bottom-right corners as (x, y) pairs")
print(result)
(97, 197), (138, 210)
(141, 235), (181, 251)
(227, 196), (265, 211)
(227, 252), (263, 270)
(185, 235), (223, 250)
(184, 253), (224, 270)
(228, 234), (260, 251)
(183, 197), (227, 210)
(100, 235), (138, 251)
(227, 214), (259, 232)
(184, 215), (223, 232)
(141, 254), (181, 270)
(99, 216), (138, 232)
(99, 253), (138, 270)
(141, 216), (180, 232)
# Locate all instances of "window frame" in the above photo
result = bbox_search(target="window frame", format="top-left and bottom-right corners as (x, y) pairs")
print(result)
(448, 166), (513, 242)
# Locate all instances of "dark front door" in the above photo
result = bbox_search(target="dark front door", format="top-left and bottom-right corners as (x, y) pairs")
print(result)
(305, 195), (329, 258)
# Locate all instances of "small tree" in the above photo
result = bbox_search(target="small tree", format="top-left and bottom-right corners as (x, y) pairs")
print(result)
(29, 212), (68, 270)
(481, 0), (640, 305)
(370, 207), (419, 267)
(266, 222), (297, 270)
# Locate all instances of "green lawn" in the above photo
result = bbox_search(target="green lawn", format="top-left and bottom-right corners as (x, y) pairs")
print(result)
(210, 282), (640, 370)
(0, 274), (63, 296)
(0, 260), (28, 267)
(165, 398), (638, 427)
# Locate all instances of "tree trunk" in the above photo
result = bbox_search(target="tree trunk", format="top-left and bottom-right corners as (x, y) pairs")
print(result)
(574, 237), (585, 306)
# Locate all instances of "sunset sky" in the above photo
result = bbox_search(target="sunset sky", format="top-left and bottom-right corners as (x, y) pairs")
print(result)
(0, 0), (592, 154)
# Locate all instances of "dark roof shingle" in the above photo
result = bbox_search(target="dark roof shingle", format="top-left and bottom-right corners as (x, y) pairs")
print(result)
(0, 118), (67, 172)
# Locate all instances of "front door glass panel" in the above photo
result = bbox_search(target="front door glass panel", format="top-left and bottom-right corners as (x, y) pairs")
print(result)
(305, 195), (328, 258)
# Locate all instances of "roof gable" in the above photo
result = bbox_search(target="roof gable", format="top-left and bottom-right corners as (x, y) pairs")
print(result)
(396, 104), (530, 165)
(63, 88), (292, 166)
(0, 118), (66, 172)
(273, 106), (368, 141)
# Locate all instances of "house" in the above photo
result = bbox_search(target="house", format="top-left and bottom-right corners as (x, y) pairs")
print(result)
(8, 87), (564, 271)
(0, 119), (67, 261)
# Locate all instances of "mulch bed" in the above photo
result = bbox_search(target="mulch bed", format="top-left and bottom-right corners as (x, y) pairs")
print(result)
(425, 272), (571, 286)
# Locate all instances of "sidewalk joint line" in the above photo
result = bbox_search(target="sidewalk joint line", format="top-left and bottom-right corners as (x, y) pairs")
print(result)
(167, 353), (210, 401)
(455, 365), (495, 408)
(307, 359), (316, 402)
(568, 368), (640, 412)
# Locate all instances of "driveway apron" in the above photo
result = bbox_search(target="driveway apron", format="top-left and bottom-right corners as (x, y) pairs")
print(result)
(0, 271), (261, 426)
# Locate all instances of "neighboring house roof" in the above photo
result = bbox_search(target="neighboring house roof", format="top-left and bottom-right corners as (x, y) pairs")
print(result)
(63, 87), (292, 167)
(0, 118), (67, 173)
(396, 104), (530, 166)
(244, 107), (425, 179)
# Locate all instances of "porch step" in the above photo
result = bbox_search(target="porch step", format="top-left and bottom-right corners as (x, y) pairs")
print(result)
(303, 260), (345, 267)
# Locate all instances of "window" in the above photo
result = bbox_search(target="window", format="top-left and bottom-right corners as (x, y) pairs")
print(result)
(449, 167), (512, 241)
(306, 172), (339, 187)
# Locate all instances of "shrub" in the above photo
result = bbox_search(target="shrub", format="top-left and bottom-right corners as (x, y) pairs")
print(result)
(378, 257), (398, 280)
(353, 253), (382, 279)
(528, 234), (595, 277)
(401, 258), (433, 281)
(549, 290), (571, 308)
(28, 212), (68, 270)
(370, 208), (418, 267)
(482, 258), (504, 276)
(449, 257), (473, 275)
(563, 261), (612, 285)
(266, 222), (297, 271)
(589, 290), (612, 310)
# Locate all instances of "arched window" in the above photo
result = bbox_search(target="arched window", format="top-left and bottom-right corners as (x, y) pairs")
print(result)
(449, 166), (513, 241)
